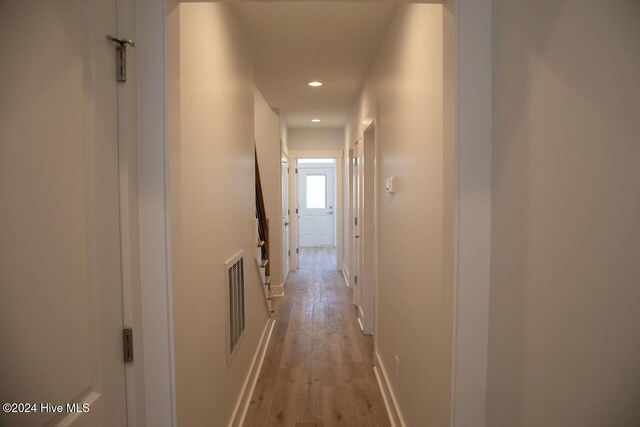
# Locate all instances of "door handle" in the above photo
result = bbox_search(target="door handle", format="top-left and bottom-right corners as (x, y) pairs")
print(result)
(354, 235), (360, 239)
(327, 211), (333, 215)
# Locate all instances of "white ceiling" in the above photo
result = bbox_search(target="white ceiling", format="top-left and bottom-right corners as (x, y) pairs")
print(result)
(233, 2), (398, 128)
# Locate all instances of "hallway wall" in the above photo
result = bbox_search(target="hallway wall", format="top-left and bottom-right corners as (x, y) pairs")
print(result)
(488, 1), (640, 425)
(345, 4), (451, 426)
(169, 4), (270, 426)
(288, 127), (344, 151)
(255, 87), (283, 291)
(280, 118), (289, 155)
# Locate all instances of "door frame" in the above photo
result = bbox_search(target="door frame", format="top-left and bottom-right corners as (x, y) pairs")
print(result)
(134, 0), (179, 426)
(288, 150), (344, 272)
(115, 0), (150, 425)
(443, 2), (492, 426)
(347, 145), (357, 307)
(358, 119), (378, 336)
(279, 153), (290, 296)
(137, 1), (492, 426)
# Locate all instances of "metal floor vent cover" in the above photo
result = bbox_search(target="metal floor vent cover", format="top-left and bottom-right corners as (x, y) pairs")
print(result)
(225, 250), (245, 362)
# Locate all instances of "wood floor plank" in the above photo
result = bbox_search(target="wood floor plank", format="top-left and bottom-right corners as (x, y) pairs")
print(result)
(244, 247), (390, 427)
(268, 368), (303, 427)
(244, 383), (276, 426)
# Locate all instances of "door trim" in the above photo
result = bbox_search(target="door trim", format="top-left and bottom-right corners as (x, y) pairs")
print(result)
(288, 150), (344, 271)
(276, 152), (289, 297)
(136, 0), (178, 426)
(361, 119), (378, 336)
(116, 0), (147, 425)
(444, 1), (492, 426)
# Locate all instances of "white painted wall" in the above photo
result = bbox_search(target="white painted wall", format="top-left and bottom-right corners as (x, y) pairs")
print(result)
(255, 87), (283, 290)
(288, 127), (344, 151)
(488, 1), (640, 426)
(345, 4), (451, 426)
(280, 117), (289, 156)
(169, 4), (270, 426)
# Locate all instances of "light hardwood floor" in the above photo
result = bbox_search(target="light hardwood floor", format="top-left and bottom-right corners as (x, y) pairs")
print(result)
(244, 247), (391, 426)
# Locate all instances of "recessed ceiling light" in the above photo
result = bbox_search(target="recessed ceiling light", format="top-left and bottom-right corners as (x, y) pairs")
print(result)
(308, 81), (323, 87)
(311, 119), (321, 122)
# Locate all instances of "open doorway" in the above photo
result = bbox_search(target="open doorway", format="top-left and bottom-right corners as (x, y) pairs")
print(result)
(289, 151), (344, 273)
(151, 1), (493, 425)
(296, 158), (337, 269)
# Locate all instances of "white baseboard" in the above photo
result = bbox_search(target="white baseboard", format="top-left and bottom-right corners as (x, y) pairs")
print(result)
(227, 318), (275, 427)
(271, 283), (285, 297)
(357, 317), (364, 332)
(341, 265), (350, 288)
(374, 352), (406, 427)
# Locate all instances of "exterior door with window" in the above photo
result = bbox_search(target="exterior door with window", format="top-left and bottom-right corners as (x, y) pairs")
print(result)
(298, 167), (335, 246)
(0, 1), (128, 426)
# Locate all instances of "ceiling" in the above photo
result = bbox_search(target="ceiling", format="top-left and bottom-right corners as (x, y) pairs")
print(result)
(233, 2), (398, 128)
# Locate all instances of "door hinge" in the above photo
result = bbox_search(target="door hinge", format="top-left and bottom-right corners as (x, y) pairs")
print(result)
(296, 248), (299, 254)
(107, 36), (135, 82)
(288, 167), (290, 173)
(288, 209), (290, 215)
(288, 250), (290, 256)
(354, 275), (358, 284)
(123, 328), (134, 363)
(295, 168), (298, 174)
(296, 208), (298, 214)
(355, 217), (358, 226)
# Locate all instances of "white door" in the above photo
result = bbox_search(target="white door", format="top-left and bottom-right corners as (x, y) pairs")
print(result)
(298, 167), (335, 246)
(281, 155), (290, 283)
(0, 2), (127, 426)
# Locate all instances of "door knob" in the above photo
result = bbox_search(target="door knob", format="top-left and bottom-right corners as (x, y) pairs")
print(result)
(327, 211), (333, 215)
(354, 235), (360, 238)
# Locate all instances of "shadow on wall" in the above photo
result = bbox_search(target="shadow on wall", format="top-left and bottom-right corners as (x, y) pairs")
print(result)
(489, 1), (640, 425)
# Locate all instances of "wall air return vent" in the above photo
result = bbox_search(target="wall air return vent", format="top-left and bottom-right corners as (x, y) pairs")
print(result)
(225, 250), (245, 363)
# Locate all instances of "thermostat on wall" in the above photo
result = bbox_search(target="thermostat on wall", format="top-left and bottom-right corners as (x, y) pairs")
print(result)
(385, 176), (396, 194)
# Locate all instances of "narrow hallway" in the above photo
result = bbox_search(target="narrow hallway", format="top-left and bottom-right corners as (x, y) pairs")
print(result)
(244, 248), (390, 426)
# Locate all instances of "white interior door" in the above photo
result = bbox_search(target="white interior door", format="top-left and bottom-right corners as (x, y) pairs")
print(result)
(281, 155), (290, 283)
(0, 2), (127, 426)
(298, 166), (335, 246)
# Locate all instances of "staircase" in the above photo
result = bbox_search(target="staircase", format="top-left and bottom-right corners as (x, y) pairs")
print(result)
(255, 147), (274, 313)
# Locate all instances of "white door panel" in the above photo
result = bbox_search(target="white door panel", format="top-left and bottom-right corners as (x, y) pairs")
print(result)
(298, 166), (335, 246)
(0, 1), (127, 426)
(304, 216), (314, 235)
(319, 216), (328, 235)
